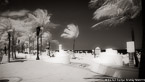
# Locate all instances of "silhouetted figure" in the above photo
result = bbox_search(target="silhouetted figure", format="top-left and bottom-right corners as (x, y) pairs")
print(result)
(46, 46), (50, 57)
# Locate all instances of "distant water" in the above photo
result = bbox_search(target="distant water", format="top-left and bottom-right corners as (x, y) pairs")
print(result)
(57, 49), (142, 54)
(65, 49), (142, 54)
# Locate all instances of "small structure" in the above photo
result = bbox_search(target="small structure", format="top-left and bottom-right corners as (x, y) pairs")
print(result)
(43, 44), (70, 64)
(94, 47), (101, 58)
(59, 44), (62, 52)
(127, 41), (135, 67)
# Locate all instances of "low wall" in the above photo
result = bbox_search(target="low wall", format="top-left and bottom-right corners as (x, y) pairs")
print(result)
(90, 60), (139, 79)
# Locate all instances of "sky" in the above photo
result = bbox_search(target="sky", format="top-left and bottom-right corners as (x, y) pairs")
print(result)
(1, 0), (143, 50)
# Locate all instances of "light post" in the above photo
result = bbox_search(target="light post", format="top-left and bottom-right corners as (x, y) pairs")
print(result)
(36, 27), (40, 60)
(7, 29), (13, 62)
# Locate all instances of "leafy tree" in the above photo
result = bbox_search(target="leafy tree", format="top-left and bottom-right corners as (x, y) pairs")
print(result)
(61, 24), (79, 58)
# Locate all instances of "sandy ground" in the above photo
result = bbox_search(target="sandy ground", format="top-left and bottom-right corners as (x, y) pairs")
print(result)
(0, 54), (114, 82)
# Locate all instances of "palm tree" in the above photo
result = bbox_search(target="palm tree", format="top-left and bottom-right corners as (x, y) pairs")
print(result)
(89, 0), (143, 78)
(27, 9), (52, 56)
(27, 9), (51, 28)
(0, 17), (12, 62)
(0, 16), (33, 60)
(61, 24), (79, 59)
(27, 9), (59, 56)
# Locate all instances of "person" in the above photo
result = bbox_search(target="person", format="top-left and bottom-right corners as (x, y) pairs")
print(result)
(46, 46), (50, 57)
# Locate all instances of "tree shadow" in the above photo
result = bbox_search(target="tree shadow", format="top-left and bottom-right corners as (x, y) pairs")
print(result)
(0, 77), (22, 82)
(10, 59), (27, 63)
(0, 79), (9, 82)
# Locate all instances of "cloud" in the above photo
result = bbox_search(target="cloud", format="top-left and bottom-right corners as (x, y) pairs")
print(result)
(1, 10), (30, 17)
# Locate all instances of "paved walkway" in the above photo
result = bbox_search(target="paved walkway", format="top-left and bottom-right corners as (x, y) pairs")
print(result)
(0, 55), (114, 82)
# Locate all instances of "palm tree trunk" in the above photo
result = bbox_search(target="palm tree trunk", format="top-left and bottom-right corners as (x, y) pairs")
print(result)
(8, 32), (11, 62)
(33, 40), (34, 51)
(12, 32), (14, 59)
(36, 35), (40, 60)
(72, 38), (76, 59)
(139, 30), (145, 78)
(131, 26), (139, 67)
(49, 41), (51, 57)
(40, 34), (42, 55)
(139, 9), (145, 78)
(4, 45), (7, 56)
(29, 36), (30, 54)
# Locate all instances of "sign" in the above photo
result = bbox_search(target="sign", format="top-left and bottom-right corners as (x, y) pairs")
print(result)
(127, 41), (135, 53)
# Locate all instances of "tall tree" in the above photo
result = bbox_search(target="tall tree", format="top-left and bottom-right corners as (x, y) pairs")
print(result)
(89, 0), (143, 78)
(0, 17), (12, 61)
(27, 9), (52, 55)
(61, 24), (79, 59)
(0, 16), (33, 60)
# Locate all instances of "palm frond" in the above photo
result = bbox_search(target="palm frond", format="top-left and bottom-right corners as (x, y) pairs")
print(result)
(28, 13), (38, 22)
(44, 16), (51, 25)
(93, 4), (120, 20)
(102, 0), (118, 6)
(27, 9), (51, 28)
(92, 16), (128, 29)
(61, 24), (79, 39)
(90, 0), (141, 29)
(130, 6), (141, 19)
(89, 0), (105, 8)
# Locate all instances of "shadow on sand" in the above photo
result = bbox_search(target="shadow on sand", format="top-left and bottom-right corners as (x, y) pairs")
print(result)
(0, 79), (9, 82)
(0, 58), (27, 64)
(0, 77), (22, 82)
(10, 58), (27, 63)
